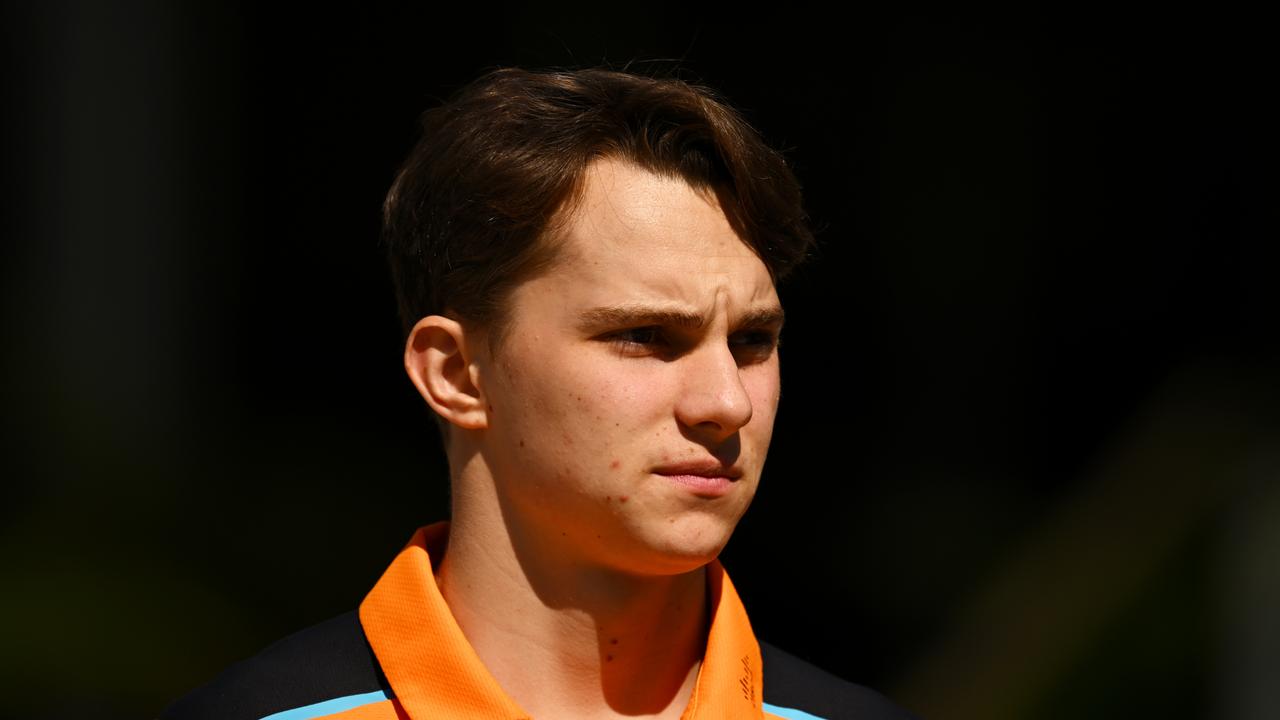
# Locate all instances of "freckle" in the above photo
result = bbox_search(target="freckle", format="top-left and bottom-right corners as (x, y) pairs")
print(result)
(487, 403), (494, 412)
(596, 534), (602, 539)
(519, 439), (525, 448)
(619, 496), (628, 503)
(561, 531), (567, 536)
(605, 495), (612, 502)
(606, 654), (614, 662)
(610, 460), (620, 469)
(610, 638), (618, 645)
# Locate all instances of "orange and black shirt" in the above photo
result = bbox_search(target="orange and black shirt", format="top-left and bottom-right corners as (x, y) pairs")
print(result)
(162, 523), (916, 720)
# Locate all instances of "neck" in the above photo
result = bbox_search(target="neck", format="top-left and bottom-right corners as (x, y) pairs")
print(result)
(436, 457), (709, 719)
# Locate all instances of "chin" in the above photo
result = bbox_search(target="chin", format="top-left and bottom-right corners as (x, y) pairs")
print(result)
(627, 514), (739, 576)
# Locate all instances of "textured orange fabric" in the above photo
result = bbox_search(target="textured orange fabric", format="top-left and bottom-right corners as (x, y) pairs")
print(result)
(679, 557), (765, 719)
(359, 522), (766, 720)
(360, 524), (530, 719)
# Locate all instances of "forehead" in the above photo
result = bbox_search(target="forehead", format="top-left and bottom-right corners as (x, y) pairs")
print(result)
(521, 158), (778, 313)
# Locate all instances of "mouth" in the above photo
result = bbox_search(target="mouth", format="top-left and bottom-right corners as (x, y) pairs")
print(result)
(652, 460), (742, 498)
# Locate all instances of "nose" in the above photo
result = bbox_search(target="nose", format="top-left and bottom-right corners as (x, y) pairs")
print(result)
(674, 343), (754, 442)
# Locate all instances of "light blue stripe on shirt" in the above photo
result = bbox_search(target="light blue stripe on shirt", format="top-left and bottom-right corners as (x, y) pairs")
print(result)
(763, 702), (829, 720)
(259, 689), (391, 720)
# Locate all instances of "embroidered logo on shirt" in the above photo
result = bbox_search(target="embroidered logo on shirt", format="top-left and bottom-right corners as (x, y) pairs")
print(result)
(739, 654), (755, 705)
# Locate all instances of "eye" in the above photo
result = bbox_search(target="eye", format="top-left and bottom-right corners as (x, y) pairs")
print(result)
(729, 329), (780, 364)
(605, 326), (670, 356)
(617, 327), (660, 344)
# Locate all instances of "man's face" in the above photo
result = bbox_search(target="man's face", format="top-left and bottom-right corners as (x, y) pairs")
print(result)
(474, 157), (783, 576)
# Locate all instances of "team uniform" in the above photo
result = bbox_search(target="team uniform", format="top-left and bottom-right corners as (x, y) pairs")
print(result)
(162, 523), (916, 720)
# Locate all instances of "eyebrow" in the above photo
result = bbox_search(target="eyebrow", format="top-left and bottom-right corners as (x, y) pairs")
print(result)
(736, 306), (787, 331)
(575, 303), (785, 332)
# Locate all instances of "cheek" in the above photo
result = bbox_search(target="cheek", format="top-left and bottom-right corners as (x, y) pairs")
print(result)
(744, 367), (782, 427)
(571, 359), (671, 416)
(503, 356), (644, 446)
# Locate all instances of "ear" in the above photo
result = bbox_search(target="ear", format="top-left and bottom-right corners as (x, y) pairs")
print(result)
(404, 315), (489, 430)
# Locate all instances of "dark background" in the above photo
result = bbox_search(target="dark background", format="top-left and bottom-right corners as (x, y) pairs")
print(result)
(3, 3), (1275, 719)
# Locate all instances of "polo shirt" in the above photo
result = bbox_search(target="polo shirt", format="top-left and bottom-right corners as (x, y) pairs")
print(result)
(162, 523), (917, 720)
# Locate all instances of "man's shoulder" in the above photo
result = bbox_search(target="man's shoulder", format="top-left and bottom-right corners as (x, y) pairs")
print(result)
(159, 610), (390, 720)
(760, 641), (920, 720)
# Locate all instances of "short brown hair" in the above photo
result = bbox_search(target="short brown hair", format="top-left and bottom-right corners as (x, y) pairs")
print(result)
(382, 67), (814, 342)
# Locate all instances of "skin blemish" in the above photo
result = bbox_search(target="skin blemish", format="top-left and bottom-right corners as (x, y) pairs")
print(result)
(619, 496), (628, 503)
(610, 638), (618, 645)
(609, 459), (620, 469)
(605, 495), (612, 502)
(519, 439), (525, 448)
(606, 654), (614, 662)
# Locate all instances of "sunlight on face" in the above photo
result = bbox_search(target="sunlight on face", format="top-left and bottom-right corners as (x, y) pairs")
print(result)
(477, 157), (783, 576)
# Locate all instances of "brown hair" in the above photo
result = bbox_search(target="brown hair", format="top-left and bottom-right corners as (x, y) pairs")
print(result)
(382, 67), (814, 343)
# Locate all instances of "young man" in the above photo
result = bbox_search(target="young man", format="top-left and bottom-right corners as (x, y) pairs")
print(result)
(163, 68), (916, 720)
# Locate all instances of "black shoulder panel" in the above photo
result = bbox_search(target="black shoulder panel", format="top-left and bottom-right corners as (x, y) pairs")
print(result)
(159, 610), (390, 720)
(760, 641), (920, 720)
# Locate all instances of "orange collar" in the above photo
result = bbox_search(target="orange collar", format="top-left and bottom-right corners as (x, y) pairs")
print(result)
(359, 522), (765, 719)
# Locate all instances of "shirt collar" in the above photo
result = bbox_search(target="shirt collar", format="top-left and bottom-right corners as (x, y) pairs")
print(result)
(359, 522), (765, 719)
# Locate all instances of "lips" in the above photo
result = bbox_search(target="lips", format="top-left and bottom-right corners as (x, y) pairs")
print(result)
(652, 459), (742, 479)
(652, 460), (742, 497)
